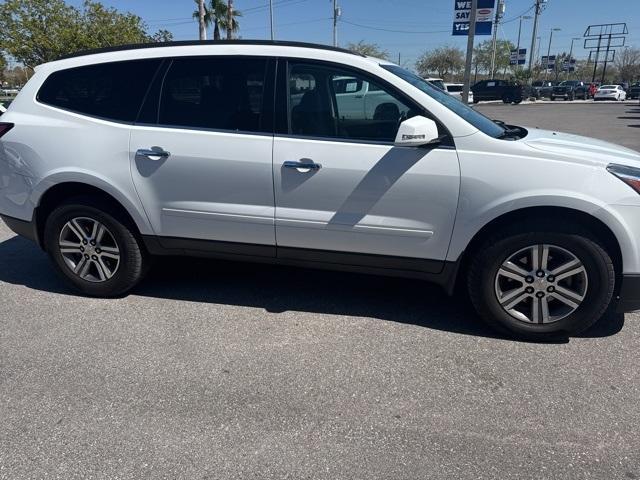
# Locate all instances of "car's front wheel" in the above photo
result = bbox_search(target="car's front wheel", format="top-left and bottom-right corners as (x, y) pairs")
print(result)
(468, 224), (615, 340)
(44, 197), (149, 297)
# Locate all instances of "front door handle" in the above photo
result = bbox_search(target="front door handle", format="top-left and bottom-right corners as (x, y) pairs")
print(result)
(136, 148), (171, 160)
(283, 160), (321, 172)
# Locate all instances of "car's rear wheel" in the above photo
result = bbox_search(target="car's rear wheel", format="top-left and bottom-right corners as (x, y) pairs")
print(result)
(468, 224), (615, 340)
(550, 95), (555, 101)
(502, 94), (512, 104)
(44, 197), (148, 296)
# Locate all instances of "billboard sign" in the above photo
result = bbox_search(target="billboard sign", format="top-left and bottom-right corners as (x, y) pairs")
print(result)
(509, 48), (527, 65)
(452, 0), (496, 36)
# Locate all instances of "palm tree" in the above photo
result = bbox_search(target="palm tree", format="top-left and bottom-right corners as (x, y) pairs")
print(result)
(197, 0), (206, 40)
(193, 0), (241, 41)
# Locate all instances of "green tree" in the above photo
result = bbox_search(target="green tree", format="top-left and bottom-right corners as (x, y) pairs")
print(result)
(473, 39), (516, 78)
(345, 41), (389, 60)
(193, 0), (241, 41)
(615, 47), (640, 83)
(415, 46), (464, 80)
(150, 29), (174, 43)
(0, 0), (171, 68)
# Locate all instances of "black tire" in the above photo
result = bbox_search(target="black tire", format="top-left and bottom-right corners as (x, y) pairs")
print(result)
(550, 95), (555, 101)
(44, 197), (148, 297)
(568, 93), (575, 101)
(467, 222), (615, 340)
(473, 98), (480, 104)
(502, 94), (512, 104)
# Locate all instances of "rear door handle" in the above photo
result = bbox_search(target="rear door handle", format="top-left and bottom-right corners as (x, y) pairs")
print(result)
(136, 148), (171, 160)
(283, 160), (321, 171)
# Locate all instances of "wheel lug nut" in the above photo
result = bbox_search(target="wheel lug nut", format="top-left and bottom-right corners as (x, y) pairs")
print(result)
(547, 275), (555, 282)
(536, 292), (545, 298)
(83, 240), (88, 245)
(90, 240), (96, 246)
(547, 286), (555, 293)
(95, 248), (101, 254)
(536, 270), (545, 277)
(80, 247), (85, 252)
(525, 276), (534, 283)
(84, 254), (89, 259)
(92, 255), (98, 260)
(525, 286), (534, 294)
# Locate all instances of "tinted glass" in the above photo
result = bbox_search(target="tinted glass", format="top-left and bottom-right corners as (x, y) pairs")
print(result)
(159, 57), (267, 132)
(382, 64), (505, 138)
(37, 59), (161, 122)
(288, 62), (416, 142)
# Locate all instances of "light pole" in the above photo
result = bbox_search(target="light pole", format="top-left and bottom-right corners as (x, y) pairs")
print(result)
(566, 37), (581, 78)
(528, 0), (547, 74)
(516, 15), (532, 70)
(544, 27), (561, 79)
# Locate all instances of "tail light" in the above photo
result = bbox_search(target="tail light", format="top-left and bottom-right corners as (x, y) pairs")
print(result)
(0, 122), (14, 138)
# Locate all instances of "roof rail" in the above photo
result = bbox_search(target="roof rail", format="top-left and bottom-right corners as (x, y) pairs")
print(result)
(56, 39), (365, 61)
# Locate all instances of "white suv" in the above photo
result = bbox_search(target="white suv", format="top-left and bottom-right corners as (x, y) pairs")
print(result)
(2, 40), (640, 339)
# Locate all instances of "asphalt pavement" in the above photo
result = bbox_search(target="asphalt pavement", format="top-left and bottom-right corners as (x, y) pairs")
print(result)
(1, 102), (640, 479)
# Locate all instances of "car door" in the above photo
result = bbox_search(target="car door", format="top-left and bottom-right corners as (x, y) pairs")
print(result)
(272, 60), (460, 271)
(129, 56), (276, 254)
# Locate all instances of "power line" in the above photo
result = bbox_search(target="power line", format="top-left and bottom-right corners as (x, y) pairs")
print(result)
(339, 19), (450, 35)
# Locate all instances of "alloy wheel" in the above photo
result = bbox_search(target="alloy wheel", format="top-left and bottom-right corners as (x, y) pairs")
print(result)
(494, 244), (588, 324)
(58, 217), (121, 282)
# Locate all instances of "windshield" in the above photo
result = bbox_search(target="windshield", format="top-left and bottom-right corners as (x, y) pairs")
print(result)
(382, 64), (505, 138)
(601, 85), (617, 89)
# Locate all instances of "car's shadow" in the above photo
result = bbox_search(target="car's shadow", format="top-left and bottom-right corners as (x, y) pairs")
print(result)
(0, 235), (625, 341)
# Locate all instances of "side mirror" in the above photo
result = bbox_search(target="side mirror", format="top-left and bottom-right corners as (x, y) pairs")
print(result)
(394, 115), (440, 147)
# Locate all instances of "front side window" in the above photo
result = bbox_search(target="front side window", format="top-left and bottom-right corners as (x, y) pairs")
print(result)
(382, 64), (506, 139)
(288, 62), (417, 143)
(37, 59), (162, 122)
(159, 57), (267, 132)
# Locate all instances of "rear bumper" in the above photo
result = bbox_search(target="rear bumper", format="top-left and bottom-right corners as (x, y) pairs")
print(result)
(617, 275), (640, 313)
(0, 213), (38, 245)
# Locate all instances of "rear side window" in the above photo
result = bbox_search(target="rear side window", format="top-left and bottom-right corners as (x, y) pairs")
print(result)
(37, 59), (161, 122)
(158, 57), (268, 132)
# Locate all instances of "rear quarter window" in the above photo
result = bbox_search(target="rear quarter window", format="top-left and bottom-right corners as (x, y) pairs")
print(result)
(37, 59), (162, 122)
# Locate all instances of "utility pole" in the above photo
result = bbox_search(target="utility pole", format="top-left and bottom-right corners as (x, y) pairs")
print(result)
(332, 0), (340, 47)
(490, 0), (505, 79)
(462, 0), (478, 104)
(269, 0), (274, 40)
(528, 0), (546, 76)
(227, 0), (233, 40)
(198, 0), (207, 41)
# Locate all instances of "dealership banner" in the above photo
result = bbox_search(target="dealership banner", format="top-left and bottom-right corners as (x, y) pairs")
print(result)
(452, 0), (496, 36)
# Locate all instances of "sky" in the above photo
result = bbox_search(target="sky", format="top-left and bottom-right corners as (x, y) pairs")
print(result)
(64, 0), (640, 67)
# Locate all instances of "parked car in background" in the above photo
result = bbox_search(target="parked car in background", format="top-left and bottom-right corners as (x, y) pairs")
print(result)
(551, 80), (590, 101)
(0, 103), (6, 114)
(444, 83), (473, 103)
(424, 77), (446, 91)
(531, 80), (557, 99)
(4, 40), (640, 341)
(594, 85), (628, 101)
(628, 83), (640, 100)
(471, 79), (526, 104)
